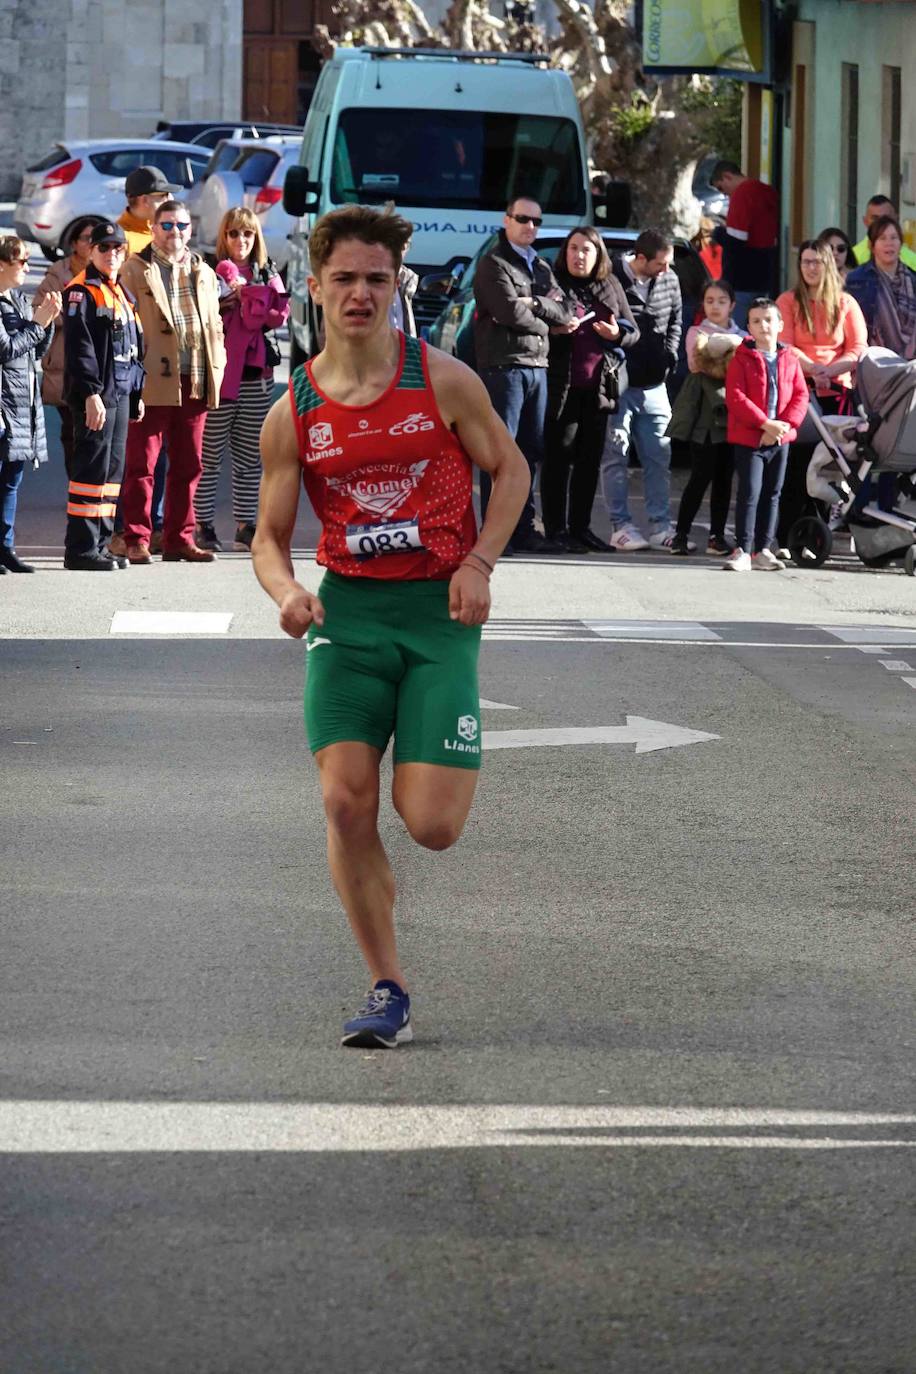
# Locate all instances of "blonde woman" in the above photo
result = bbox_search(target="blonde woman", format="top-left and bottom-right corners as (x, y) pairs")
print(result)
(775, 239), (867, 544)
(195, 207), (289, 550)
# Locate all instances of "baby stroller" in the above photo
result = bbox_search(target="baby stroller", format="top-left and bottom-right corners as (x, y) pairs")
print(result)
(786, 348), (916, 575)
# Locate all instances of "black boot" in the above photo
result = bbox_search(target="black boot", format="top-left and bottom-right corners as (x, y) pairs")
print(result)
(0, 547), (35, 573)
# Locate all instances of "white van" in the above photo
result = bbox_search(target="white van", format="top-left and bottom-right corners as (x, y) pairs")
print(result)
(283, 46), (619, 363)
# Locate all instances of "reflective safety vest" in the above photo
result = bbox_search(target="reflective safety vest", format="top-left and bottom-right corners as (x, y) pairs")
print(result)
(67, 270), (142, 364)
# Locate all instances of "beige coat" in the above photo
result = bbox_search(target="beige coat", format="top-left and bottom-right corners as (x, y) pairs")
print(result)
(34, 256), (77, 407)
(120, 247), (225, 409)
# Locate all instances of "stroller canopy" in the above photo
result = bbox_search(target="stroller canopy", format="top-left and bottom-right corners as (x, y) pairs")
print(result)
(857, 348), (916, 471)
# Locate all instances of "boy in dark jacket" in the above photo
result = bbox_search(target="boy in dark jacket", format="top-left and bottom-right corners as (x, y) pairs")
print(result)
(724, 297), (808, 570)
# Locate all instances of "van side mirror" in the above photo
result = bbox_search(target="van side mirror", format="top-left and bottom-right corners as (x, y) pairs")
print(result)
(283, 165), (320, 217)
(594, 180), (632, 228)
(419, 272), (458, 296)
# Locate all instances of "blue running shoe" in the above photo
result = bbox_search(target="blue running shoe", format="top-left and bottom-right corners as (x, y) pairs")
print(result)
(341, 980), (413, 1048)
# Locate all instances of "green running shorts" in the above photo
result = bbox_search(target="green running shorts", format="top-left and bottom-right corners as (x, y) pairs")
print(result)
(304, 571), (483, 770)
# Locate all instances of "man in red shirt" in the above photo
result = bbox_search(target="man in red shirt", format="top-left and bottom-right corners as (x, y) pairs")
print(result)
(253, 205), (530, 1048)
(711, 160), (779, 327)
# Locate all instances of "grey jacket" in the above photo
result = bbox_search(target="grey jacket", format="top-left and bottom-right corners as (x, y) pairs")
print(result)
(0, 289), (51, 468)
(610, 253), (682, 390)
(473, 232), (572, 370)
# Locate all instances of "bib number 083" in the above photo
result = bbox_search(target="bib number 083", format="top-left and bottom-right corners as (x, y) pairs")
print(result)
(345, 518), (424, 559)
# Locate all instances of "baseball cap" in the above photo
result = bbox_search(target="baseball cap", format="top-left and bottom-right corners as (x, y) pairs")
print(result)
(125, 165), (180, 198)
(90, 222), (128, 248)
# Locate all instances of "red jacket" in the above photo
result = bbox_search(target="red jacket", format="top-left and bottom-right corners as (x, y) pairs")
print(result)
(725, 339), (809, 447)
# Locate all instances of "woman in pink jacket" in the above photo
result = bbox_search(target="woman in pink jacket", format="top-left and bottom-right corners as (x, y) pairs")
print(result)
(775, 240), (867, 545)
(194, 207), (289, 551)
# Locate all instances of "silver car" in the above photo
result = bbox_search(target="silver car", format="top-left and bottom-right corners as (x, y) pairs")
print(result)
(15, 139), (211, 259)
(195, 136), (300, 270)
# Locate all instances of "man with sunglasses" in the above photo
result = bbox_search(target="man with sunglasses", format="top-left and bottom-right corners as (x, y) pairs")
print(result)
(62, 222), (146, 571)
(473, 196), (572, 553)
(119, 200), (226, 563)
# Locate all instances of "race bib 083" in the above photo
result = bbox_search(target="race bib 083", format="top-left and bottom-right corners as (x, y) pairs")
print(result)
(345, 518), (425, 559)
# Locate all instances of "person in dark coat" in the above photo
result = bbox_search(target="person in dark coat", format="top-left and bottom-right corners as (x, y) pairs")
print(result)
(62, 221), (146, 571)
(473, 196), (573, 552)
(0, 236), (60, 572)
(542, 226), (638, 552)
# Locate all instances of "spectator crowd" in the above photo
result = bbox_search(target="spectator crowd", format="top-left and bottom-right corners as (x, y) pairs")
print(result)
(1, 152), (914, 576)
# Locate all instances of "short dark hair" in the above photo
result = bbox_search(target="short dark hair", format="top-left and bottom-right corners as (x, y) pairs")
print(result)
(816, 226), (853, 262)
(507, 193), (542, 214)
(704, 276), (736, 304)
(867, 213), (902, 246)
(153, 199), (184, 223)
(557, 225), (610, 283)
(747, 296), (778, 316)
(710, 159), (741, 184)
(66, 216), (106, 248)
(309, 204), (413, 276)
(866, 194), (895, 211)
(633, 228), (672, 261)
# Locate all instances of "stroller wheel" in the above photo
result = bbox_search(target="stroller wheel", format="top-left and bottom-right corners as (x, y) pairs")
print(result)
(905, 546), (916, 578)
(787, 516), (833, 569)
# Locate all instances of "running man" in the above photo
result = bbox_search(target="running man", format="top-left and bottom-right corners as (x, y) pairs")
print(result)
(252, 205), (530, 1048)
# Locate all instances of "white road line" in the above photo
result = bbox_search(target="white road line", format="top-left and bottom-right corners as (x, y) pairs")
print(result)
(479, 698), (519, 710)
(1, 1103), (913, 1153)
(823, 625), (916, 643)
(879, 660), (914, 671)
(483, 718), (720, 754)
(903, 677), (916, 690)
(484, 637), (905, 650)
(857, 646), (896, 654)
(110, 612), (233, 635)
(587, 620), (723, 641)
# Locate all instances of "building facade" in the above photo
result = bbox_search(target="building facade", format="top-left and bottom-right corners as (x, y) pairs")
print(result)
(0, 0), (243, 198)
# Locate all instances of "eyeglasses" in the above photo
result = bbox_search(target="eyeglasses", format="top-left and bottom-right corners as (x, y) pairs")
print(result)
(227, 228), (255, 238)
(7, 256), (29, 266)
(800, 257), (824, 269)
(97, 242), (126, 253)
(158, 220), (191, 233)
(508, 213), (542, 227)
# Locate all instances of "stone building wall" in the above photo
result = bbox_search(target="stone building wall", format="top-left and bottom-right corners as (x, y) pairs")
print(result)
(0, 0), (242, 198)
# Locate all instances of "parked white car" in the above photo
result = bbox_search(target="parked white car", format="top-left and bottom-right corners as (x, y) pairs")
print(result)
(15, 139), (210, 259)
(195, 136), (300, 270)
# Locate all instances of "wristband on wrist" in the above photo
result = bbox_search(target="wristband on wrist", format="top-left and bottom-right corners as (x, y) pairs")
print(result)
(460, 559), (490, 581)
(465, 550), (494, 573)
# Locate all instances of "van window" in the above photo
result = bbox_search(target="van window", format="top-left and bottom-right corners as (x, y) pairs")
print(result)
(330, 109), (585, 215)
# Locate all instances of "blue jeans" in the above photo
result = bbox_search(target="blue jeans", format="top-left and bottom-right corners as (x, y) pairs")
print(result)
(600, 383), (672, 531)
(480, 366), (546, 542)
(0, 457), (26, 548)
(733, 443), (789, 553)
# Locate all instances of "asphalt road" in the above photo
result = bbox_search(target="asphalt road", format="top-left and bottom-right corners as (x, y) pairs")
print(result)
(3, 614), (915, 1372)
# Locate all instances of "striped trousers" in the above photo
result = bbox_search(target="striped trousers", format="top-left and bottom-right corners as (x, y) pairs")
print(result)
(195, 377), (272, 525)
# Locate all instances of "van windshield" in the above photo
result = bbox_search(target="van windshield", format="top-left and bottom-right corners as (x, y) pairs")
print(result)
(330, 109), (585, 215)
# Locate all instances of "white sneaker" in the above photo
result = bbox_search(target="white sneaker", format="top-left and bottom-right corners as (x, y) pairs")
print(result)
(722, 547), (752, 571)
(649, 526), (696, 552)
(609, 525), (649, 552)
(752, 549), (785, 571)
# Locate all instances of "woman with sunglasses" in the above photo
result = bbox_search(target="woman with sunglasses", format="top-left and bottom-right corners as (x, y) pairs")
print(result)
(194, 207), (289, 551)
(62, 221), (146, 570)
(817, 226), (854, 284)
(0, 236), (61, 572)
(33, 216), (106, 471)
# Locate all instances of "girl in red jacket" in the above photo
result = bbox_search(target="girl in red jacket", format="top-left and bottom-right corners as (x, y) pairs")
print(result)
(724, 298), (809, 570)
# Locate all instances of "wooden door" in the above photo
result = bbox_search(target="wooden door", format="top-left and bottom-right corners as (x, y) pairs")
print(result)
(244, 42), (298, 123)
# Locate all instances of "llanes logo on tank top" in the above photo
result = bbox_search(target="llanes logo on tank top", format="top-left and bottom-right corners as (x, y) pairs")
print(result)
(327, 461), (430, 520)
(306, 421), (343, 461)
(444, 714), (480, 756)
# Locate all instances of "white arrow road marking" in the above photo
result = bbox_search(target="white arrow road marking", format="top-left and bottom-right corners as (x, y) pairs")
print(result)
(0, 1103), (913, 1152)
(480, 698), (519, 710)
(483, 716), (720, 754)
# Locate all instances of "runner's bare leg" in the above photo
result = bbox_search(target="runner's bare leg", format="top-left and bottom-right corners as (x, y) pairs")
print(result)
(316, 742), (405, 988)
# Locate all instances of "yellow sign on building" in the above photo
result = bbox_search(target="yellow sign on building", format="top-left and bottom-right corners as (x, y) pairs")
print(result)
(643, 0), (767, 75)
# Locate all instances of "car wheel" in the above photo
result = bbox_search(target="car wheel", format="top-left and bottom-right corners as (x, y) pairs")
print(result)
(41, 244), (58, 263)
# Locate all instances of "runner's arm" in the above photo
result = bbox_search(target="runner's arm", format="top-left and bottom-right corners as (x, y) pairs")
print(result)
(251, 394), (325, 637)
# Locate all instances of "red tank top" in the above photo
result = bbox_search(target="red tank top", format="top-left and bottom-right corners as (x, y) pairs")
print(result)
(289, 333), (477, 580)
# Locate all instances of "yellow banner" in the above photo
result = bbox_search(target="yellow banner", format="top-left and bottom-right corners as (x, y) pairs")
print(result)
(643, 0), (765, 73)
